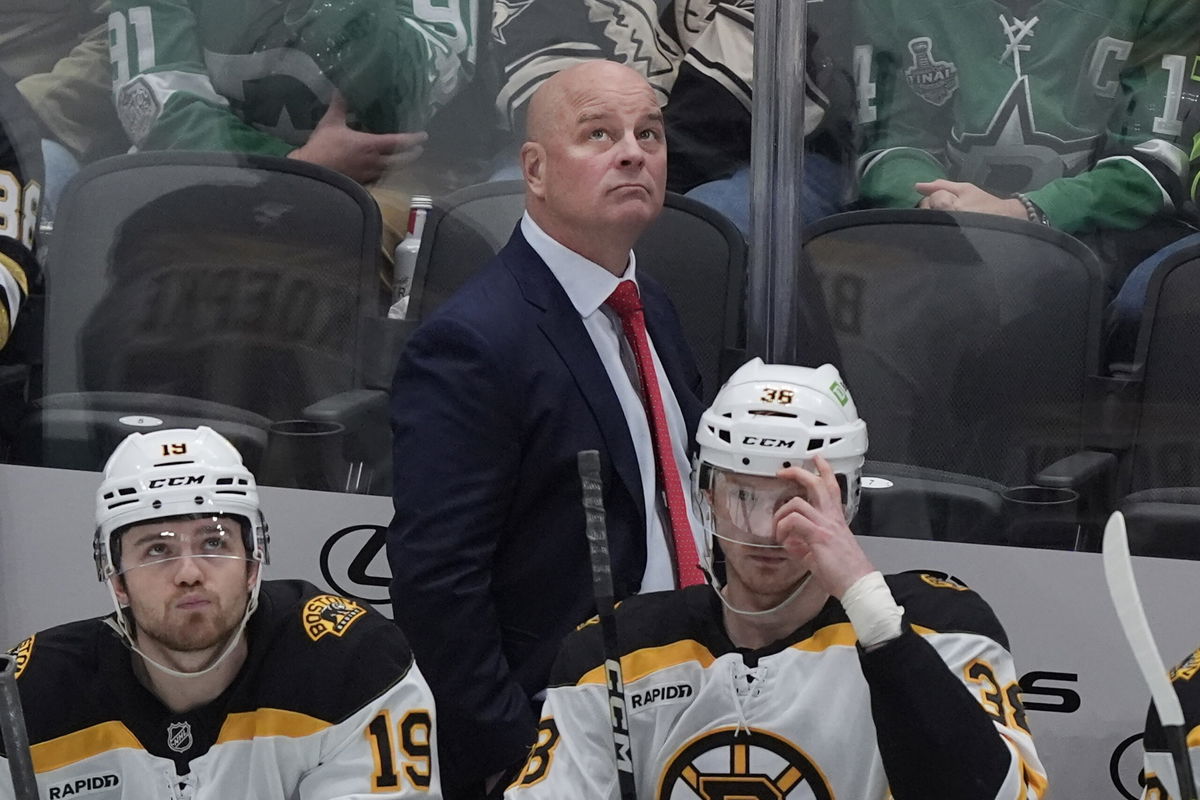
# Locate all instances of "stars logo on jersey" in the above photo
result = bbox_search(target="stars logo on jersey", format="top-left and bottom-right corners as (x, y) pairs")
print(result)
(7, 634), (34, 679)
(658, 727), (833, 799)
(166, 722), (193, 753)
(493, 0), (536, 46)
(947, 77), (1098, 195)
(303, 594), (367, 641)
(905, 37), (958, 107)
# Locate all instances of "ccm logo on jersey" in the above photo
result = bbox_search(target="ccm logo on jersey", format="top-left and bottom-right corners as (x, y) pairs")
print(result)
(47, 774), (120, 798)
(741, 436), (796, 448)
(629, 682), (694, 711)
(146, 475), (203, 488)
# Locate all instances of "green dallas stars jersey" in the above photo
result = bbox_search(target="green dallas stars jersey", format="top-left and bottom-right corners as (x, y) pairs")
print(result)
(108, 0), (478, 156)
(855, 0), (1200, 234)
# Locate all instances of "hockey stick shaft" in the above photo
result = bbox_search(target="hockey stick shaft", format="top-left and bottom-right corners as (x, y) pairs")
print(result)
(0, 654), (40, 800)
(1102, 511), (1198, 800)
(578, 450), (638, 800)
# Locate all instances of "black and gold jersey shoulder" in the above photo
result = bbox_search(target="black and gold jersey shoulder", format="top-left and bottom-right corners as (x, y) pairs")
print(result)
(1144, 644), (1200, 752)
(884, 570), (1010, 651)
(231, 579), (417, 725)
(1, 616), (120, 753)
(549, 586), (727, 688)
(549, 571), (1008, 687)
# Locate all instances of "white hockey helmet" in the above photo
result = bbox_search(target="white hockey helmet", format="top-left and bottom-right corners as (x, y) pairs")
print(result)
(93, 426), (269, 582)
(693, 359), (868, 582)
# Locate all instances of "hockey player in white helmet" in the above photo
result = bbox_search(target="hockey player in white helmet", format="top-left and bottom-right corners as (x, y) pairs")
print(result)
(506, 360), (1045, 800)
(1, 426), (442, 799)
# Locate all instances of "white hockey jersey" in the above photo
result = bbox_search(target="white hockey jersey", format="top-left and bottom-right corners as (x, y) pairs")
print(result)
(0, 580), (439, 800)
(506, 571), (1045, 800)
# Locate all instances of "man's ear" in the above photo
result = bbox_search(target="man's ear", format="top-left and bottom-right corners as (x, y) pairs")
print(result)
(521, 142), (546, 198)
(111, 576), (129, 607)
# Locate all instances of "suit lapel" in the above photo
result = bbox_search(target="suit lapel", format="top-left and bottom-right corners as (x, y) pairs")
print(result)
(642, 279), (704, 441)
(500, 228), (648, 528)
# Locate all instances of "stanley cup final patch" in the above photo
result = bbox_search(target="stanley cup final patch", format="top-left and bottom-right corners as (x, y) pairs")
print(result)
(116, 76), (162, 145)
(905, 36), (959, 106)
(302, 594), (367, 642)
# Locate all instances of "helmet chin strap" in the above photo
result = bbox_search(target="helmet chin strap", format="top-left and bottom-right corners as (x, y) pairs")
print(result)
(103, 570), (262, 680)
(703, 528), (815, 617)
(710, 569), (814, 618)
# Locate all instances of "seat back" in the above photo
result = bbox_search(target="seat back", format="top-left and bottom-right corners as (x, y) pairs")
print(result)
(803, 209), (1105, 486)
(411, 182), (747, 399)
(1127, 243), (1200, 492)
(21, 151), (384, 469)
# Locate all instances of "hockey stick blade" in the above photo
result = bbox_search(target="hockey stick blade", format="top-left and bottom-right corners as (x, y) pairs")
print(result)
(578, 450), (638, 800)
(1103, 511), (1197, 800)
(0, 653), (41, 800)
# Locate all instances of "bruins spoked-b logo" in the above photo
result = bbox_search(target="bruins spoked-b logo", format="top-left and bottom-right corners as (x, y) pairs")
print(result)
(303, 594), (367, 642)
(658, 727), (833, 799)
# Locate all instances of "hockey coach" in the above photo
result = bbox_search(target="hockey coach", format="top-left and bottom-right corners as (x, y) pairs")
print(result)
(388, 60), (706, 800)
(0, 426), (439, 799)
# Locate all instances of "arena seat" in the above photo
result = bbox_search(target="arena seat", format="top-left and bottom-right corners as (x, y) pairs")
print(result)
(803, 209), (1111, 546)
(13, 151), (390, 491)
(410, 180), (749, 400)
(1116, 241), (1200, 558)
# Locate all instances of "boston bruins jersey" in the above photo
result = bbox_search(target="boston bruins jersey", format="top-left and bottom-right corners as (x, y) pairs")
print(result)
(108, 0), (478, 155)
(1142, 646), (1200, 800)
(856, 0), (1200, 234)
(0, 580), (439, 800)
(0, 73), (41, 354)
(505, 572), (1045, 800)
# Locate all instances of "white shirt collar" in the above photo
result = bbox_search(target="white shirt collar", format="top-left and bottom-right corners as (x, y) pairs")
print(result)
(521, 213), (639, 318)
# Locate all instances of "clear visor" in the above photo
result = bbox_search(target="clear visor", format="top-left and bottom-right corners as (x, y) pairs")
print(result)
(116, 516), (252, 575)
(700, 467), (809, 549)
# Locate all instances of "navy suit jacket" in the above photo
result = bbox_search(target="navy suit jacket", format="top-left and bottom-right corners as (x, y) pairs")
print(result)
(387, 225), (703, 789)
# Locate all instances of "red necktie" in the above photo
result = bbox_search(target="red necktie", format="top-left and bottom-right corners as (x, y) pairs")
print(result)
(605, 280), (705, 588)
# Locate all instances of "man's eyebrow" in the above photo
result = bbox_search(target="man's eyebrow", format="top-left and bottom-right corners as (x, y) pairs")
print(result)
(575, 110), (611, 124)
(130, 531), (171, 546)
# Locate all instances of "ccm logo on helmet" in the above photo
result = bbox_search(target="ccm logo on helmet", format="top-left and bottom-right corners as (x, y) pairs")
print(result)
(147, 475), (204, 489)
(48, 774), (120, 798)
(742, 436), (796, 448)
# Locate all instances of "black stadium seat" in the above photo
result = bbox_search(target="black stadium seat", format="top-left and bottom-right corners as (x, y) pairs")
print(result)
(14, 151), (391, 491)
(410, 180), (748, 401)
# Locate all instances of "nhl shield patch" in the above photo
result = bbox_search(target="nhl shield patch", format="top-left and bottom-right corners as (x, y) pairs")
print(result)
(303, 594), (367, 642)
(166, 721), (193, 753)
(905, 37), (959, 106)
(116, 76), (162, 145)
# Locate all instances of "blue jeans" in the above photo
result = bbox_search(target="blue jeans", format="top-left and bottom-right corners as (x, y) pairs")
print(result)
(40, 138), (80, 222)
(1107, 232), (1200, 361)
(684, 153), (849, 236)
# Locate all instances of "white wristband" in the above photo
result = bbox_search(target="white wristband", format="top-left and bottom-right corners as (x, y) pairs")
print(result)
(841, 571), (904, 648)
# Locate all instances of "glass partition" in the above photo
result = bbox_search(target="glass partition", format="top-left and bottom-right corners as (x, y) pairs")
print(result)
(0, 0), (1195, 559)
